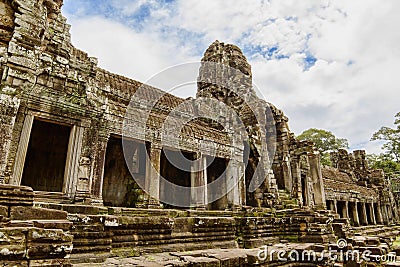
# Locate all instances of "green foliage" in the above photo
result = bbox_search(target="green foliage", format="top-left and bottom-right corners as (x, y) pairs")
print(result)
(371, 112), (400, 162)
(297, 128), (349, 166)
(367, 153), (400, 177)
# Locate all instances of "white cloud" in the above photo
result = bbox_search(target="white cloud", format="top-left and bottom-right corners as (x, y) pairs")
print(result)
(62, 0), (400, 154)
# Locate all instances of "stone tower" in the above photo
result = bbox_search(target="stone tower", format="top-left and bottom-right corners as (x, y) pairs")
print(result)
(197, 40), (277, 207)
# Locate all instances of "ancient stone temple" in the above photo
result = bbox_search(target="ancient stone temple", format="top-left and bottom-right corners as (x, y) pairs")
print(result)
(324, 149), (398, 226)
(1, 0), (399, 266)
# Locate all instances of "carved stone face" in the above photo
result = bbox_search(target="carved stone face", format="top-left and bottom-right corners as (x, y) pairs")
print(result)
(0, 1), (15, 46)
(43, 0), (63, 20)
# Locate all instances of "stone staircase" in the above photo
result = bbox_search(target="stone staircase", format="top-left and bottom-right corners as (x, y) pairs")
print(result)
(0, 185), (74, 267)
(276, 189), (300, 210)
(57, 211), (238, 264)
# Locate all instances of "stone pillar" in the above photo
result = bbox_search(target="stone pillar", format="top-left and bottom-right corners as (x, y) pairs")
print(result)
(90, 133), (109, 205)
(63, 125), (83, 199)
(145, 143), (161, 208)
(226, 159), (241, 210)
(282, 157), (293, 192)
(375, 203), (383, 224)
(238, 162), (246, 207)
(361, 202), (368, 225)
(333, 199), (338, 213)
(387, 205), (393, 223)
(290, 158), (301, 200)
(327, 200), (333, 211)
(191, 154), (206, 210)
(352, 202), (360, 226)
(309, 153), (326, 209)
(344, 201), (350, 219)
(0, 95), (20, 184)
(10, 114), (34, 186)
(203, 156), (208, 210)
(369, 203), (376, 225)
(381, 204), (389, 225)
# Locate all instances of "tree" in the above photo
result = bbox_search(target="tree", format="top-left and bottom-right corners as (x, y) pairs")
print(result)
(366, 153), (400, 177)
(371, 112), (400, 162)
(297, 128), (349, 166)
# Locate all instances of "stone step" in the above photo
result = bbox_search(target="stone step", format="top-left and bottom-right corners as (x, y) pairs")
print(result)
(0, 184), (34, 206)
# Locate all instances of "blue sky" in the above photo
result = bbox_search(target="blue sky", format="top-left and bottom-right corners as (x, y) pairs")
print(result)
(62, 0), (400, 154)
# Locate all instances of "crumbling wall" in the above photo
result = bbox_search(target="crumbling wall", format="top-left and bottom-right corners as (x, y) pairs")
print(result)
(324, 149), (398, 224)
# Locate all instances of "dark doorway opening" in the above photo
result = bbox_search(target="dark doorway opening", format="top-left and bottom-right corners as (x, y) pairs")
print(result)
(159, 148), (195, 209)
(21, 119), (71, 192)
(207, 156), (229, 210)
(326, 200), (334, 211)
(102, 136), (146, 207)
(337, 201), (345, 218)
(301, 174), (308, 207)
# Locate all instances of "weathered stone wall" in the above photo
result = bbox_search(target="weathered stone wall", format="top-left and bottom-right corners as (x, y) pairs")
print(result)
(0, 0), (241, 208)
(270, 103), (326, 209)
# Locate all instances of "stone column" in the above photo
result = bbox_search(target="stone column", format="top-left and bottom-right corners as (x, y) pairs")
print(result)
(191, 154), (206, 210)
(308, 153), (326, 209)
(344, 201), (350, 219)
(10, 114), (34, 186)
(238, 162), (246, 207)
(369, 203), (376, 225)
(145, 143), (161, 208)
(387, 205), (393, 223)
(361, 202), (368, 225)
(203, 156), (208, 210)
(375, 203), (383, 224)
(226, 159), (241, 210)
(63, 125), (83, 199)
(333, 200), (338, 213)
(282, 157), (293, 192)
(290, 158), (301, 200)
(352, 202), (360, 226)
(381, 204), (389, 225)
(90, 133), (109, 205)
(0, 95), (21, 184)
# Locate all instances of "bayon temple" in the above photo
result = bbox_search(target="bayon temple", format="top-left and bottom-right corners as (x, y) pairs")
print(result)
(0, 0), (400, 266)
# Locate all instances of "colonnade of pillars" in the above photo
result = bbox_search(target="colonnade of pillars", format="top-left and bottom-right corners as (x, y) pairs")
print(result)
(326, 199), (395, 226)
(143, 145), (244, 210)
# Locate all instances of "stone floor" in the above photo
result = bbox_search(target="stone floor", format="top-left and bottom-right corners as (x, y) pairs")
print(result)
(73, 244), (324, 267)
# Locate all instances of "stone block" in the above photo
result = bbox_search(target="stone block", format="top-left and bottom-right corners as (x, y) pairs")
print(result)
(0, 228), (27, 261)
(29, 259), (72, 267)
(0, 260), (29, 267)
(61, 205), (108, 215)
(10, 207), (67, 220)
(0, 206), (7, 217)
(26, 228), (73, 260)
(180, 256), (220, 267)
(0, 185), (34, 207)
(32, 220), (72, 231)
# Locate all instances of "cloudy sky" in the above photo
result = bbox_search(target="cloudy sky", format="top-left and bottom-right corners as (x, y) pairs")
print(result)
(62, 0), (400, 154)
